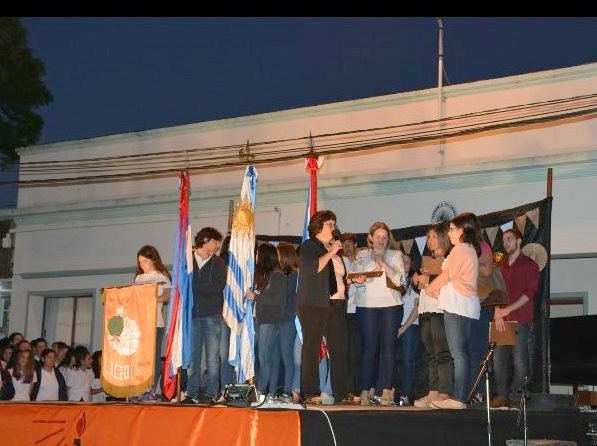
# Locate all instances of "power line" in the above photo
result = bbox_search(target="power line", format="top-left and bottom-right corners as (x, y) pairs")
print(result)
(6, 94), (596, 186)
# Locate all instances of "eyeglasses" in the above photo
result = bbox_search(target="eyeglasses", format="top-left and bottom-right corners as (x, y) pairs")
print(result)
(448, 226), (460, 232)
(323, 222), (337, 228)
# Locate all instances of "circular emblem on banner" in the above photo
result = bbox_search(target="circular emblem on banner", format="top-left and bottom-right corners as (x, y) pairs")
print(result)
(108, 306), (140, 356)
(431, 201), (458, 223)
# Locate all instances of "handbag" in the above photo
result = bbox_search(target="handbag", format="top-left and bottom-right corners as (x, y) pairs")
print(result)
(478, 264), (508, 308)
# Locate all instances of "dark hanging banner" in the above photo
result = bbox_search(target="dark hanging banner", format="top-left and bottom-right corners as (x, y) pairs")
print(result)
(257, 196), (552, 392)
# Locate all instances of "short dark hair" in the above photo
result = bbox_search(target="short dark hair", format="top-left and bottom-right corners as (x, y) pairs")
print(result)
(503, 228), (523, 241)
(340, 232), (357, 244)
(31, 337), (47, 348)
(40, 348), (55, 361)
(194, 227), (223, 247)
(308, 210), (336, 239)
(52, 341), (68, 351)
(8, 332), (23, 344)
(73, 345), (90, 368)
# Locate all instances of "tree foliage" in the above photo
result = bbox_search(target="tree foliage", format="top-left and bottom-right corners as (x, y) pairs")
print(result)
(0, 17), (52, 167)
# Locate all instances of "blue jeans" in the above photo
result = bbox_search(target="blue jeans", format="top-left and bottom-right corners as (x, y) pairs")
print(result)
(188, 315), (221, 399)
(277, 320), (296, 394)
(494, 323), (530, 401)
(256, 323), (278, 394)
(357, 305), (403, 391)
(400, 324), (420, 398)
(292, 334), (301, 393)
(468, 307), (493, 393)
(443, 311), (475, 403)
(219, 318), (235, 392)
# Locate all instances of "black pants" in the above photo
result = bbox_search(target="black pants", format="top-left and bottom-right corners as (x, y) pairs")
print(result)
(298, 302), (349, 400)
(346, 313), (362, 395)
(419, 312), (453, 395)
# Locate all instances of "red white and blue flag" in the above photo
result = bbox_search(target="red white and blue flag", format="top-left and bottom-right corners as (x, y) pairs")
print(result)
(162, 171), (194, 400)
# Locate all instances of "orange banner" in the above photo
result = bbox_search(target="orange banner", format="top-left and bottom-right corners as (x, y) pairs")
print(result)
(102, 283), (157, 398)
(0, 403), (301, 446)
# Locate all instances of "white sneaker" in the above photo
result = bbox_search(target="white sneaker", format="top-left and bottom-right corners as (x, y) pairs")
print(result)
(320, 392), (335, 405)
(430, 398), (467, 410)
(255, 391), (266, 405)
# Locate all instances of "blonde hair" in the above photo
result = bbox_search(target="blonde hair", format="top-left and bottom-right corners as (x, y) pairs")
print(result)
(367, 221), (401, 251)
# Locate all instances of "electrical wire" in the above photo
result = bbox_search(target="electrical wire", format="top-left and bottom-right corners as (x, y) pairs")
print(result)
(3, 94), (595, 186)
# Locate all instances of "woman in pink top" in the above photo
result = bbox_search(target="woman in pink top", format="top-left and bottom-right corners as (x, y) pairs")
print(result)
(426, 212), (481, 409)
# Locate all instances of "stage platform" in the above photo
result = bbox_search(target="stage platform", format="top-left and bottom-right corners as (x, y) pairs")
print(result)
(0, 401), (592, 446)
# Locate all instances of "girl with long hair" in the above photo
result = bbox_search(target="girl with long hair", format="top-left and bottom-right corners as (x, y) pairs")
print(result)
(247, 243), (286, 398)
(275, 242), (299, 402)
(6, 350), (36, 401)
(426, 212), (481, 409)
(413, 222), (454, 408)
(134, 245), (172, 395)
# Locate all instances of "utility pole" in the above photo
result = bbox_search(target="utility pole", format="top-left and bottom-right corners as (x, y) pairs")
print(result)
(437, 18), (446, 162)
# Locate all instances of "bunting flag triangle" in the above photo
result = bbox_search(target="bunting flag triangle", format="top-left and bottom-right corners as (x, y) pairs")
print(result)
(414, 236), (427, 256)
(515, 215), (527, 235)
(401, 238), (414, 255)
(526, 207), (540, 228)
(485, 226), (500, 246)
(500, 221), (514, 232)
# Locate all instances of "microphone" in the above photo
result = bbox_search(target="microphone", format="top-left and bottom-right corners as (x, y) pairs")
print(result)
(332, 228), (342, 241)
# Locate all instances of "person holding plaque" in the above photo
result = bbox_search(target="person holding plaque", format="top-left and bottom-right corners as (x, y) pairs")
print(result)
(490, 228), (539, 409)
(354, 221), (406, 406)
(412, 222), (454, 408)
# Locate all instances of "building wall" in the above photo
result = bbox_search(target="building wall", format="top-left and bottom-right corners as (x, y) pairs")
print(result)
(4, 63), (597, 351)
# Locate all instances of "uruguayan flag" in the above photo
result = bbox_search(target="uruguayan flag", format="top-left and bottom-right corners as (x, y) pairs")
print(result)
(222, 165), (258, 383)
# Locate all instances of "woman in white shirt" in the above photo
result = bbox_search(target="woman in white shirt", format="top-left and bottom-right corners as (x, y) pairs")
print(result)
(31, 348), (68, 401)
(355, 221), (406, 406)
(8, 350), (36, 401)
(412, 222), (454, 408)
(90, 350), (106, 402)
(65, 346), (93, 402)
(134, 245), (172, 392)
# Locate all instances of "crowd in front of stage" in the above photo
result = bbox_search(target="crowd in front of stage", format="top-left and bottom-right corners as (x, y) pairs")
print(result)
(0, 210), (539, 410)
(0, 335), (105, 402)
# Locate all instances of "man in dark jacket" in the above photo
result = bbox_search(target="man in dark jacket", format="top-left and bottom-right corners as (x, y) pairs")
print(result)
(186, 227), (226, 403)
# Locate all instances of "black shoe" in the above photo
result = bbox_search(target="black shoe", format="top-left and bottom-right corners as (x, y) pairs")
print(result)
(180, 395), (197, 405)
(195, 394), (215, 405)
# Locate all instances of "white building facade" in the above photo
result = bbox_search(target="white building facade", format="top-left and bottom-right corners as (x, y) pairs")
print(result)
(1, 62), (596, 358)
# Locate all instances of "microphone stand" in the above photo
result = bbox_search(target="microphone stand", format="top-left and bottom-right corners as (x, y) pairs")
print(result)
(516, 376), (529, 446)
(467, 342), (497, 446)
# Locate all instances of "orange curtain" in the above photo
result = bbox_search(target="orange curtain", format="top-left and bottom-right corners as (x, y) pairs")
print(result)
(0, 403), (301, 446)
(102, 283), (157, 398)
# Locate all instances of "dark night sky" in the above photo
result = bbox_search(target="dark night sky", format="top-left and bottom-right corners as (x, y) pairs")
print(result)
(1, 17), (596, 207)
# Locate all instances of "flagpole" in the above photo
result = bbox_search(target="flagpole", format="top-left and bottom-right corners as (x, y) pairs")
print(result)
(176, 367), (182, 402)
